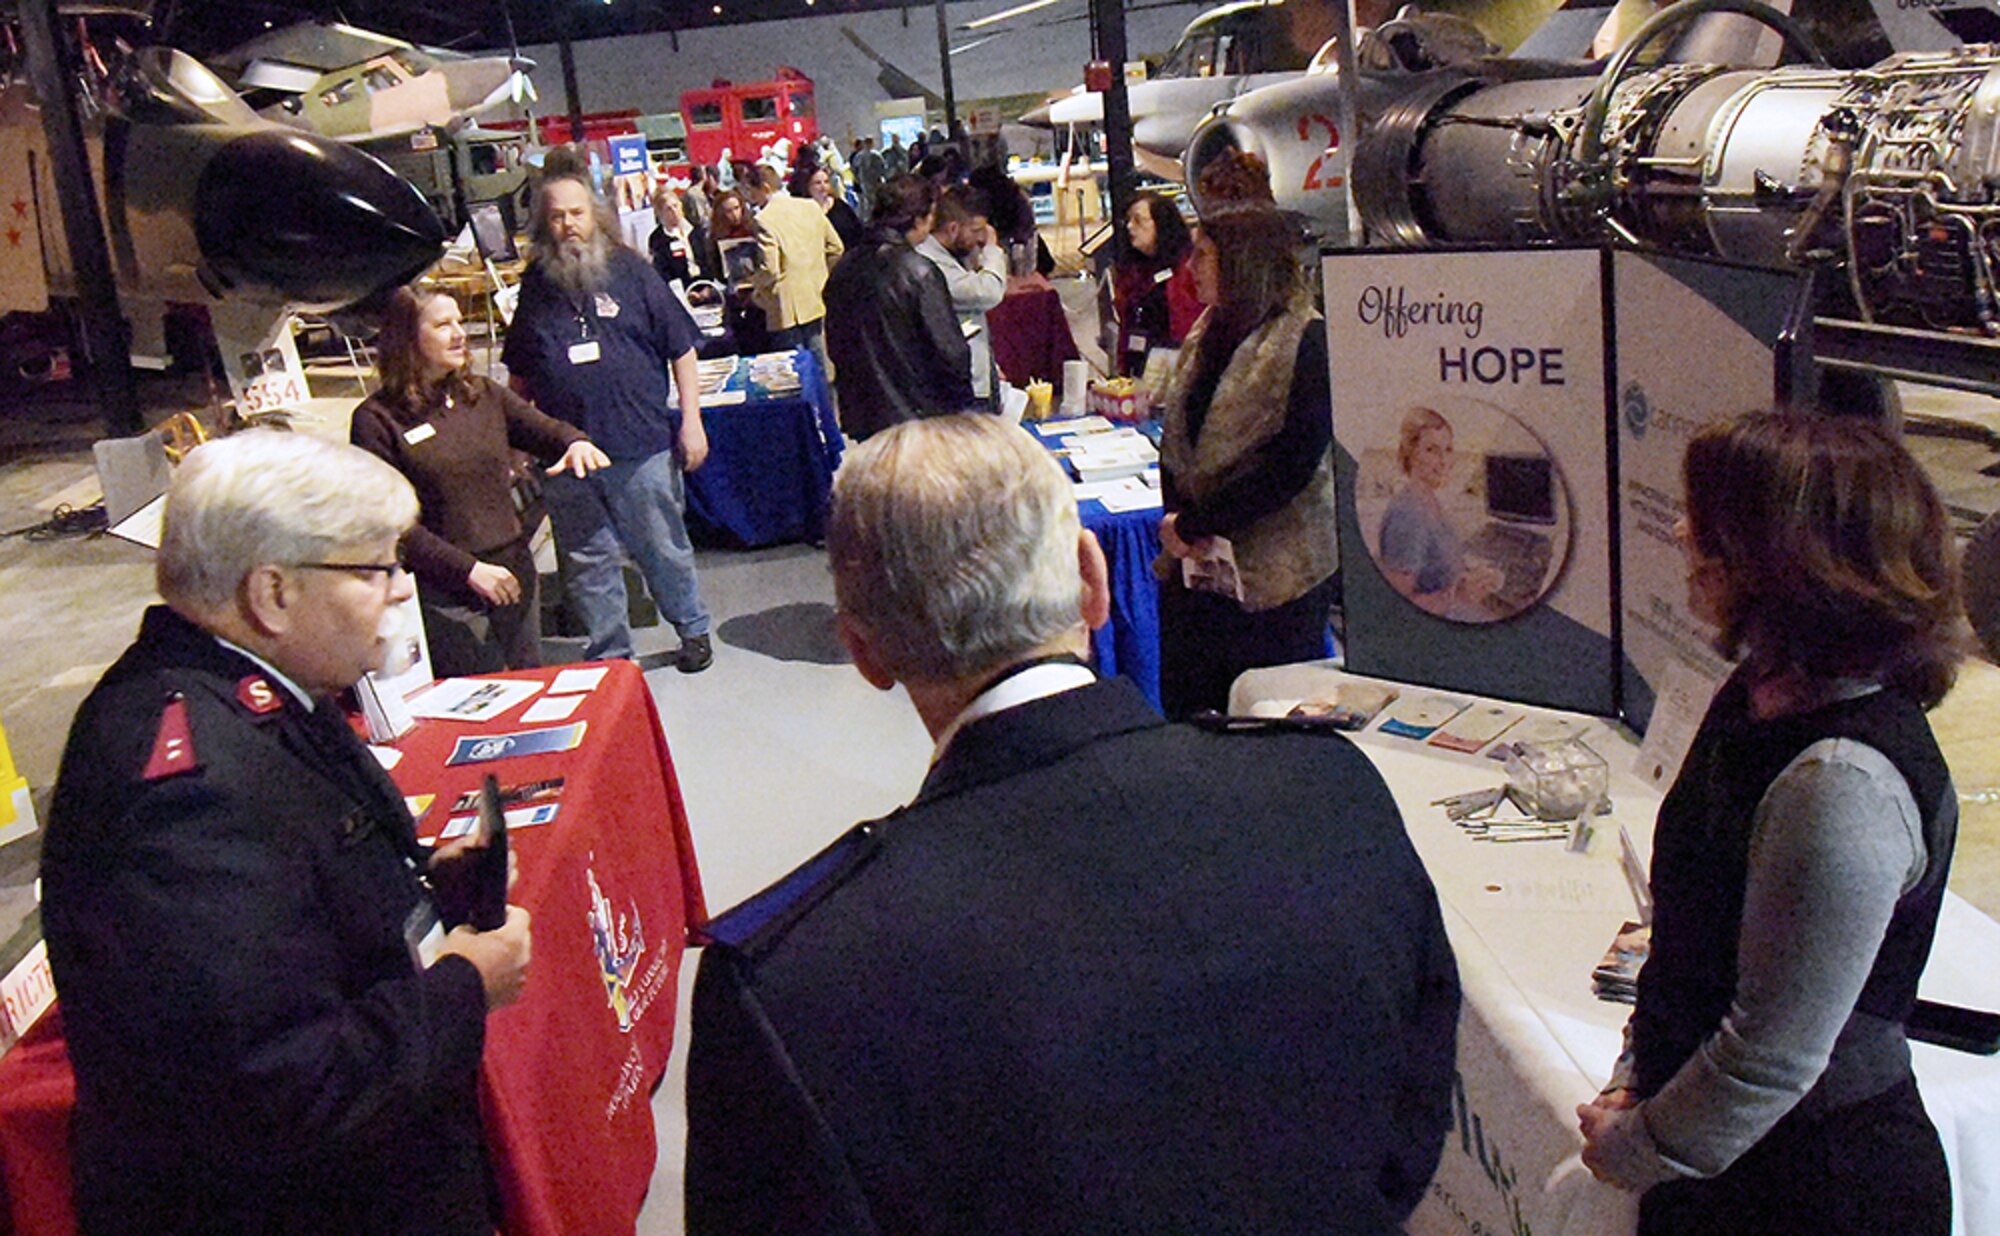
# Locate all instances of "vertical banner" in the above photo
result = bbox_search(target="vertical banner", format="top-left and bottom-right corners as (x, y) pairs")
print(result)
(1610, 252), (1807, 734)
(609, 133), (655, 251)
(1325, 248), (1616, 715)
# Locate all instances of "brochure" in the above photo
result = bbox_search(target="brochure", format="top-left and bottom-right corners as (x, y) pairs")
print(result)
(1428, 704), (1524, 754)
(407, 677), (543, 723)
(1286, 683), (1399, 731)
(1376, 692), (1472, 740)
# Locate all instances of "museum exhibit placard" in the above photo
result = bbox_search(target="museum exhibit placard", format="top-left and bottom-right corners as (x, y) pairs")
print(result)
(1609, 251), (1809, 735)
(1325, 248), (1616, 714)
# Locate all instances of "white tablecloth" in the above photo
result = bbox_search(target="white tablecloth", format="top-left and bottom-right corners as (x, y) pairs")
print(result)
(1232, 663), (2000, 1236)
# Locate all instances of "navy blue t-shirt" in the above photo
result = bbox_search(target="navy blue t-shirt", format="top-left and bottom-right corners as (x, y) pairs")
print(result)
(501, 247), (702, 463)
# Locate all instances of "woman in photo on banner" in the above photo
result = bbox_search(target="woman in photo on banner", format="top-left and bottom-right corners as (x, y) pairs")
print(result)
(1578, 412), (1966, 1235)
(1377, 406), (1504, 620)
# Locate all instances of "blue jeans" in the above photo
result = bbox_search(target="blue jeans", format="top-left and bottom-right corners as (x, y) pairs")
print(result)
(544, 450), (711, 661)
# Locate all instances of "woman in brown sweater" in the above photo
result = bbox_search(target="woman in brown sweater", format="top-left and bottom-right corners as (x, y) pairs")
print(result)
(352, 286), (610, 674)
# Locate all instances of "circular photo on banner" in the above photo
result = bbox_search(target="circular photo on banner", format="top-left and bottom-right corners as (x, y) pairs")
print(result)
(1353, 398), (1572, 624)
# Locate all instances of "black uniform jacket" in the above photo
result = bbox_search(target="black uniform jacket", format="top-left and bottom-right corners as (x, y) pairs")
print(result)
(41, 606), (493, 1235)
(822, 225), (976, 440)
(685, 677), (1461, 1234)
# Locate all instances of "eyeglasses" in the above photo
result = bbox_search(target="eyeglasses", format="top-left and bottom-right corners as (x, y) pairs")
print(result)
(295, 560), (408, 584)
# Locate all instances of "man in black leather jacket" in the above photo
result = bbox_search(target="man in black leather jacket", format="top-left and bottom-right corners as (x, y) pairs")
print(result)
(824, 174), (975, 439)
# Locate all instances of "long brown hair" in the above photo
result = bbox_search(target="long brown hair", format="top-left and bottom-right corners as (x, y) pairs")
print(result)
(374, 285), (474, 409)
(710, 190), (754, 240)
(1683, 412), (1966, 707)
(1194, 202), (1307, 375)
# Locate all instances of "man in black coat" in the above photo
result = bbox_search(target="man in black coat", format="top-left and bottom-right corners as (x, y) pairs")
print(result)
(822, 173), (975, 440)
(685, 414), (1460, 1233)
(41, 431), (532, 1234)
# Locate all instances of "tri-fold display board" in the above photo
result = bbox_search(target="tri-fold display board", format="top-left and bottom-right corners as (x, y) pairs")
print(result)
(1322, 247), (1810, 731)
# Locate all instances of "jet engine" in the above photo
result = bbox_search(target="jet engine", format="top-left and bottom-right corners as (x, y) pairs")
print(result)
(1351, 44), (2000, 334)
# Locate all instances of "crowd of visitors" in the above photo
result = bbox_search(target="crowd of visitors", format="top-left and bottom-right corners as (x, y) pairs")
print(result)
(28, 105), (1981, 1236)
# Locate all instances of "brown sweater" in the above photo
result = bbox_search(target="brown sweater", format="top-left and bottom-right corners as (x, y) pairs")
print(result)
(350, 376), (586, 588)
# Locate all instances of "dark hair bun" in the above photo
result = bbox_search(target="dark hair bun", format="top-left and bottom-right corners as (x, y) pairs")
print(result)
(1196, 150), (1276, 212)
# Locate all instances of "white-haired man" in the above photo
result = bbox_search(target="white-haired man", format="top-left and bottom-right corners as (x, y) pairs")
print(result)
(502, 153), (714, 672)
(685, 414), (1461, 1233)
(42, 431), (531, 1234)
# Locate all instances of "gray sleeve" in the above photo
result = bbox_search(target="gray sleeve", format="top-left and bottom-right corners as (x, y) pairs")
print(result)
(1639, 738), (1927, 1177)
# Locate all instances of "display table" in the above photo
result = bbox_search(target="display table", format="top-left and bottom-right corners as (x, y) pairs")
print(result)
(685, 350), (842, 548)
(1231, 663), (2000, 1236)
(0, 661), (706, 1236)
(1025, 420), (1163, 710)
(989, 277), (1081, 395)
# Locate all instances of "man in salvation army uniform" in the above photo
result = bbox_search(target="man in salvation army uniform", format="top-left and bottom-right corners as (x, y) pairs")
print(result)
(685, 414), (1461, 1233)
(40, 430), (532, 1234)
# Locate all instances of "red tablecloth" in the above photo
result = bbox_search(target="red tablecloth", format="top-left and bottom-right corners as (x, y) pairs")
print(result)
(0, 661), (706, 1236)
(989, 281), (1082, 394)
(0, 1008), (74, 1236)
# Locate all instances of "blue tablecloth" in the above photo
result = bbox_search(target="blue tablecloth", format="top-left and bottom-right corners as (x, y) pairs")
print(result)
(1081, 499), (1163, 711)
(1025, 420), (1164, 711)
(686, 350), (843, 549)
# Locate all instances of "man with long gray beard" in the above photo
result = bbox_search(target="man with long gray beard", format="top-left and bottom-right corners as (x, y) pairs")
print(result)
(502, 153), (715, 672)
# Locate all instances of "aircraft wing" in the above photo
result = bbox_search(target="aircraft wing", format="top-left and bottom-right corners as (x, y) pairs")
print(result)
(212, 21), (415, 75)
(840, 27), (943, 107)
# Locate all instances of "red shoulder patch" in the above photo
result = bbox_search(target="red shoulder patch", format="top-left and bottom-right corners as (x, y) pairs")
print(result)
(236, 675), (283, 717)
(142, 695), (201, 781)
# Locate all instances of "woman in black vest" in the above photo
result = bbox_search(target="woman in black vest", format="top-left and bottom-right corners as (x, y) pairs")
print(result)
(1578, 413), (1965, 1234)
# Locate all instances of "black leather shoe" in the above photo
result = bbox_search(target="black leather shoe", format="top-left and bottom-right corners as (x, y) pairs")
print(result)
(675, 634), (714, 674)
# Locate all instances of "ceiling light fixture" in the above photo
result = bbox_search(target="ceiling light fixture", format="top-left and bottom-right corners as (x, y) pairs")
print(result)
(965, 0), (1064, 30)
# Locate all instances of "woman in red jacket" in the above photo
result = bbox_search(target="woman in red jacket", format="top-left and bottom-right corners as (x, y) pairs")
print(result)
(1110, 192), (1202, 379)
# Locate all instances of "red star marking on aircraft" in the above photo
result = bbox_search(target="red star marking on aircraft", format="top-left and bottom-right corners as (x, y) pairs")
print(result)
(8, 198), (25, 220)
(4, 227), (20, 248)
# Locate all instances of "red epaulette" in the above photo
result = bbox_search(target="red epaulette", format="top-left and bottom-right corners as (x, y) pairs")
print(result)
(141, 693), (201, 781)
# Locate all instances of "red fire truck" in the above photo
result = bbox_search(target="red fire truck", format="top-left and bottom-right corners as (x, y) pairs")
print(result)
(679, 68), (817, 170)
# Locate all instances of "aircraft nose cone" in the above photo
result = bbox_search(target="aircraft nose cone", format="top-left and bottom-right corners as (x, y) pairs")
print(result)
(195, 130), (446, 311)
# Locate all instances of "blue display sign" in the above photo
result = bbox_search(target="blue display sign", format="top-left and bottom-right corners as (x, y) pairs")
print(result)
(609, 135), (649, 177)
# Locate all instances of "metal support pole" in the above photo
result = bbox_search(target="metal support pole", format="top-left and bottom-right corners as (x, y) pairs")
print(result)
(558, 29), (585, 146)
(933, 0), (958, 141)
(20, 0), (140, 436)
(1329, 0), (1362, 246)
(1089, 0), (1136, 253)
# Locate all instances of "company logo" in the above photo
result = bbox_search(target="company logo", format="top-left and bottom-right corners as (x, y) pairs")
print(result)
(468, 736), (515, 762)
(586, 862), (647, 1033)
(1622, 381), (1651, 439)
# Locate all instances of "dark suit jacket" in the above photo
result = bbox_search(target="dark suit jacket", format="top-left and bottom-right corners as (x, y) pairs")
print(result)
(42, 606), (493, 1235)
(686, 677), (1460, 1234)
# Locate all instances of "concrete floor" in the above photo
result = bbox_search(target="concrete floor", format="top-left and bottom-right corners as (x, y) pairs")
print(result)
(4, 293), (2000, 1234)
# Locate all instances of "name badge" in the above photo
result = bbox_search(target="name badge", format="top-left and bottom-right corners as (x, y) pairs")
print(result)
(1153, 267), (1174, 285)
(1129, 335), (1148, 354)
(403, 901), (447, 970)
(568, 340), (601, 365)
(593, 293), (621, 319)
(403, 422), (437, 445)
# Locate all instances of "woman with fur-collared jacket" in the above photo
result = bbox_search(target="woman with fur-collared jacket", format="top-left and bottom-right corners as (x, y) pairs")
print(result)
(1154, 171), (1336, 720)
